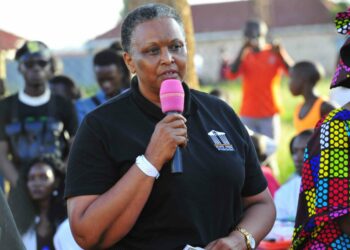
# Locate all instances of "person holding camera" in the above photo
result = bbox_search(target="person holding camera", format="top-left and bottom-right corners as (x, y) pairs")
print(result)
(225, 19), (293, 143)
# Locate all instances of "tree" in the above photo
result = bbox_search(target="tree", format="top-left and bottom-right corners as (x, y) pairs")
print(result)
(123, 0), (199, 89)
(325, 0), (349, 19)
(252, 0), (272, 25)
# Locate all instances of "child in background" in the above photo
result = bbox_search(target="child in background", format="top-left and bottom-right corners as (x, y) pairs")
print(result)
(289, 61), (334, 133)
(49, 75), (81, 101)
(209, 88), (230, 103)
(264, 130), (313, 243)
(250, 131), (280, 198)
(274, 130), (313, 222)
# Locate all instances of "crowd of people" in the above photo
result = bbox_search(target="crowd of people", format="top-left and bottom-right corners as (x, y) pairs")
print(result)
(0, 3), (349, 250)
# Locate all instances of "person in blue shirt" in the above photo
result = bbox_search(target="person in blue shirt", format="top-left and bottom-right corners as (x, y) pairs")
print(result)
(76, 48), (131, 124)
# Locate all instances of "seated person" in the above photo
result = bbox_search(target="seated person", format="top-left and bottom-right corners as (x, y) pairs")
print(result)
(274, 130), (313, 222)
(250, 131), (280, 198)
(49, 75), (81, 101)
(265, 130), (313, 242)
(209, 88), (230, 103)
(21, 156), (66, 250)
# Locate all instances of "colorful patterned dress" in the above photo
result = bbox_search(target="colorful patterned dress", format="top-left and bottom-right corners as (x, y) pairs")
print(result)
(292, 108), (350, 249)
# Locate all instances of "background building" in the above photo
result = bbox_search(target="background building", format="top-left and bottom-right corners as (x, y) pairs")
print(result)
(4, 0), (341, 89)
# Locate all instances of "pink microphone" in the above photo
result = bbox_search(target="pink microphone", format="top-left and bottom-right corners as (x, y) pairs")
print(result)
(160, 79), (185, 173)
(160, 79), (184, 114)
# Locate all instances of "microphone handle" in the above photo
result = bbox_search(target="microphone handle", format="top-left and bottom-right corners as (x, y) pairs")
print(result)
(171, 146), (183, 173)
(165, 111), (184, 174)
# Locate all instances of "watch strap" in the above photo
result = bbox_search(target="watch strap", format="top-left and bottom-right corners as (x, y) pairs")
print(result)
(235, 227), (254, 250)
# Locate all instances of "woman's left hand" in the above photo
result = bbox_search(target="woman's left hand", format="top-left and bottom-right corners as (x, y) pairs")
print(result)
(204, 234), (246, 250)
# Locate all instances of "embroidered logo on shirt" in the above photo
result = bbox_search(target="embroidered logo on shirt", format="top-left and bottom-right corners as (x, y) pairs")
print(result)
(208, 130), (235, 151)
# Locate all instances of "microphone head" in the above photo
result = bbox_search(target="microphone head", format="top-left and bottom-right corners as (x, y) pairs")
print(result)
(160, 79), (184, 114)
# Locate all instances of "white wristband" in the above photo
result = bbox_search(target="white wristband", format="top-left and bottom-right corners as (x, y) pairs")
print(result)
(135, 155), (160, 179)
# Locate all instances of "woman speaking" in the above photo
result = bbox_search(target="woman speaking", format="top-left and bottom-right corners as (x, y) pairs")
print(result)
(65, 3), (275, 249)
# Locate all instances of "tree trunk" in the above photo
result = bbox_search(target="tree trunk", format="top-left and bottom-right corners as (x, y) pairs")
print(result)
(123, 0), (199, 89)
(252, 0), (272, 25)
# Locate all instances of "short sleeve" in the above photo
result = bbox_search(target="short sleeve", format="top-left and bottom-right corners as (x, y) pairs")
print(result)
(241, 128), (268, 197)
(64, 114), (118, 198)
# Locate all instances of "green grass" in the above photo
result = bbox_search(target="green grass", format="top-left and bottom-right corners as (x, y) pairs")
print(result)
(200, 77), (331, 183)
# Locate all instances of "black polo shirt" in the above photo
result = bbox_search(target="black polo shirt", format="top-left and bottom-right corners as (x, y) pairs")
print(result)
(65, 78), (267, 250)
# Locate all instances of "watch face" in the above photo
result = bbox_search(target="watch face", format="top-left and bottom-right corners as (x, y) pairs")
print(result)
(248, 235), (256, 248)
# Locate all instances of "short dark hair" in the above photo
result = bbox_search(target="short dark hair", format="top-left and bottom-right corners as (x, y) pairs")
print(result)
(94, 49), (121, 66)
(24, 154), (66, 233)
(250, 134), (266, 163)
(109, 41), (123, 52)
(26, 154), (65, 177)
(209, 88), (223, 97)
(289, 129), (314, 155)
(121, 3), (183, 53)
(50, 75), (75, 87)
(244, 19), (268, 37)
(50, 75), (81, 100)
(93, 49), (130, 86)
(292, 61), (324, 86)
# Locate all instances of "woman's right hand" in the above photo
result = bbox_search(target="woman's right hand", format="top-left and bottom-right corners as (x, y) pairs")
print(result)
(144, 113), (187, 170)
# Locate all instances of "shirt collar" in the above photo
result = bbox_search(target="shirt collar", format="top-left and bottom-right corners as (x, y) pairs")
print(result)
(18, 88), (51, 106)
(131, 77), (195, 121)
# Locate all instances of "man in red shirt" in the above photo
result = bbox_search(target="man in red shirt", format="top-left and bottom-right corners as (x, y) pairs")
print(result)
(226, 19), (293, 142)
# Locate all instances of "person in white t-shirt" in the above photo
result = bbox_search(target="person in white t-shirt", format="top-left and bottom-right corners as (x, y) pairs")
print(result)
(53, 219), (82, 250)
(266, 130), (313, 241)
(274, 130), (313, 221)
